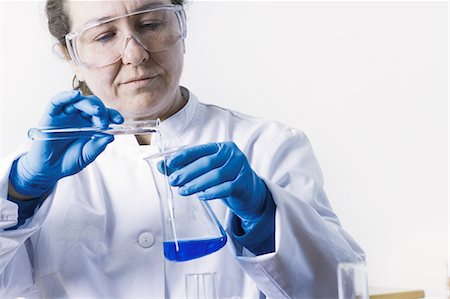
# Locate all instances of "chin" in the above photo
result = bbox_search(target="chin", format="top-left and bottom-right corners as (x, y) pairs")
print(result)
(115, 90), (175, 120)
(120, 105), (168, 120)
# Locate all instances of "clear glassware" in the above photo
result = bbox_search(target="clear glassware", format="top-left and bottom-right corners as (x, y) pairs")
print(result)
(185, 272), (219, 299)
(337, 262), (370, 299)
(143, 145), (227, 262)
(28, 119), (160, 140)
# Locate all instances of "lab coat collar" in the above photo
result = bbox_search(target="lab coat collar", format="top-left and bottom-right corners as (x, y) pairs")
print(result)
(158, 87), (199, 140)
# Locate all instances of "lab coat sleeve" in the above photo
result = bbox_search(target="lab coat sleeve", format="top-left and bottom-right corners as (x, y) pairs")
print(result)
(0, 144), (55, 297)
(228, 127), (365, 299)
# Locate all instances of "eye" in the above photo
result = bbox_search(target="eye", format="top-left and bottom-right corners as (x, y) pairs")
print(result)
(140, 22), (163, 31)
(94, 32), (116, 43)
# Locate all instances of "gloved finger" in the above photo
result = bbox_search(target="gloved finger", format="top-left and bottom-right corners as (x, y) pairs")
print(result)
(47, 90), (81, 116)
(157, 160), (173, 176)
(199, 179), (258, 219)
(81, 135), (114, 165)
(157, 160), (165, 174)
(62, 106), (92, 121)
(55, 96), (108, 129)
(62, 97), (106, 116)
(196, 181), (234, 200)
(168, 150), (231, 186)
(73, 97), (109, 128)
(108, 108), (124, 124)
(177, 162), (238, 195)
(176, 154), (242, 195)
(167, 143), (219, 169)
(84, 111), (122, 126)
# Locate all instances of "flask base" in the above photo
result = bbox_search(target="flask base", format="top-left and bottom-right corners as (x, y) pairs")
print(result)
(163, 236), (227, 262)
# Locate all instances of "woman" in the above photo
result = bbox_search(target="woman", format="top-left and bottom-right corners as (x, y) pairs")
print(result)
(0, 0), (364, 298)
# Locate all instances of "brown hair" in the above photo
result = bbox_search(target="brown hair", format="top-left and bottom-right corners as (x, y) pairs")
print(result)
(45, 0), (186, 94)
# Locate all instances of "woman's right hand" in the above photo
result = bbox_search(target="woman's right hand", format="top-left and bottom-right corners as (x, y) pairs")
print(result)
(9, 90), (124, 199)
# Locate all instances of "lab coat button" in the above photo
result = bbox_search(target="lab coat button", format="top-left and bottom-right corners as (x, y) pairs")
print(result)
(138, 232), (155, 248)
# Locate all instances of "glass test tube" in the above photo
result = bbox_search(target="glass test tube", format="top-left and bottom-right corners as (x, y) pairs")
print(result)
(28, 119), (160, 141)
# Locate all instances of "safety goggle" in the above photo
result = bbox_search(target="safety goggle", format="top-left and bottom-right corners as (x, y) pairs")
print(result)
(63, 4), (186, 68)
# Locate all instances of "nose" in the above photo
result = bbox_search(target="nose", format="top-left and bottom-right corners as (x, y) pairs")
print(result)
(121, 35), (150, 65)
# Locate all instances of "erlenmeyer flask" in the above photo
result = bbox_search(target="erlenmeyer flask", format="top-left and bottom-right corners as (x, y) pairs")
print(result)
(337, 262), (369, 299)
(143, 145), (227, 262)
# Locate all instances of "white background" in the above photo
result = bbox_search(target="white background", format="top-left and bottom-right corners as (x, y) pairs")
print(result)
(0, 1), (448, 297)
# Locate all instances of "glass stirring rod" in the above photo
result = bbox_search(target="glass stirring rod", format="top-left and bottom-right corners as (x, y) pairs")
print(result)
(28, 119), (161, 141)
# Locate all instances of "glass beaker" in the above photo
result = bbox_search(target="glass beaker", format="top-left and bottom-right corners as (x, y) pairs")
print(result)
(185, 272), (219, 299)
(337, 261), (370, 299)
(143, 145), (227, 262)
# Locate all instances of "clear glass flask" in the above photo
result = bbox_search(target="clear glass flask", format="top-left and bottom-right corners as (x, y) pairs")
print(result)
(337, 262), (370, 299)
(143, 145), (227, 262)
(185, 272), (219, 299)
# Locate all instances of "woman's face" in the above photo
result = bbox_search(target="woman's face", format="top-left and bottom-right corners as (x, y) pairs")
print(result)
(67, 0), (185, 120)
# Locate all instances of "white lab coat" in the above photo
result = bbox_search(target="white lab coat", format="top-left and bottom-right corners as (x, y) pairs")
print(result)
(0, 89), (364, 298)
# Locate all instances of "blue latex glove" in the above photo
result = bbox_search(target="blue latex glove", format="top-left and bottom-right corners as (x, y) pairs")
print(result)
(9, 90), (124, 198)
(157, 142), (269, 223)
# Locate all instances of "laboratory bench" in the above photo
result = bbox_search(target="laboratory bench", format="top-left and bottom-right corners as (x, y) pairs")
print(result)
(369, 287), (425, 299)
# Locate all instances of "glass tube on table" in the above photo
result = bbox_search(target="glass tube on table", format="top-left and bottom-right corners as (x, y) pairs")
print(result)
(185, 272), (219, 299)
(337, 262), (369, 299)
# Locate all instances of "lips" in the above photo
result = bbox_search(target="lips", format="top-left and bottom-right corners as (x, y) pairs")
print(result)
(122, 75), (158, 85)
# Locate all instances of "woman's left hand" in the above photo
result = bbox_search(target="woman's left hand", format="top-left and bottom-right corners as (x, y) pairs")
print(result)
(157, 142), (268, 221)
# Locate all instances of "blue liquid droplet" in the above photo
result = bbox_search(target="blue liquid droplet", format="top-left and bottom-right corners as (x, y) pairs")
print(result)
(163, 235), (227, 262)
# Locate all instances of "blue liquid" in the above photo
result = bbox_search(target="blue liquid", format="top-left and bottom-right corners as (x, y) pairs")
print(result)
(163, 236), (227, 262)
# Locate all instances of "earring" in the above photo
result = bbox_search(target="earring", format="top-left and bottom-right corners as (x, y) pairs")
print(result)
(72, 75), (82, 90)
(72, 76), (92, 95)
